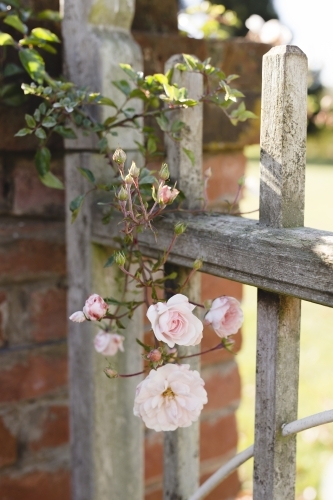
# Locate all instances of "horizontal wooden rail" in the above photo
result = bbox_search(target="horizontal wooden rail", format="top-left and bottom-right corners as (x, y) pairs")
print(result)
(92, 212), (333, 307)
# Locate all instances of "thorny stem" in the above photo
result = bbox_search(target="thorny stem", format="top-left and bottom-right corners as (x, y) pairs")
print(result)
(118, 370), (146, 378)
(178, 268), (197, 293)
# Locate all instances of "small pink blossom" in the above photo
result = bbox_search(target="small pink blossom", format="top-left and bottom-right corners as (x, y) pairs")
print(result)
(69, 311), (86, 323)
(94, 331), (125, 356)
(133, 363), (207, 431)
(204, 296), (243, 338)
(158, 185), (179, 205)
(147, 294), (203, 348)
(83, 294), (108, 321)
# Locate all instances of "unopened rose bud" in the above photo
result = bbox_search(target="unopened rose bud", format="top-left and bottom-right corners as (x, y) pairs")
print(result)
(69, 311), (86, 323)
(159, 163), (169, 181)
(124, 174), (133, 184)
(129, 161), (140, 178)
(193, 259), (203, 270)
(204, 167), (212, 179)
(158, 185), (179, 205)
(83, 294), (108, 321)
(174, 222), (187, 235)
(113, 148), (126, 164)
(104, 368), (118, 379)
(115, 251), (126, 266)
(147, 349), (162, 362)
(117, 186), (128, 201)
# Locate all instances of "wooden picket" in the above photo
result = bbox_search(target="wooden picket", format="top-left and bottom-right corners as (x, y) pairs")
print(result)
(65, 25), (333, 500)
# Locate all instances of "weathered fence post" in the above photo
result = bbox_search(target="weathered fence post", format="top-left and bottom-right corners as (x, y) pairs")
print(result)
(63, 2), (144, 499)
(163, 55), (204, 500)
(254, 45), (308, 499)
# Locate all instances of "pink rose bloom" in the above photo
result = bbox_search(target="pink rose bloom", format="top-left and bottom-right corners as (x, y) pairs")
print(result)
(158, 185), (179, 205)
(147, 294), (203, 348)
(94, 331), (125, 356)
(204, 296), (243, 338)
(83, 294), (108, 321)
(69, 311), (86, 323)
(133, 363), (207, 431)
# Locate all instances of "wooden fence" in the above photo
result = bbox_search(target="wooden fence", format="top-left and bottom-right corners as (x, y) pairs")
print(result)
(66, 45), (333, 500)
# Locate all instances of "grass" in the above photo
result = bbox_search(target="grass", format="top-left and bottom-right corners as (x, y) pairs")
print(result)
(235, 145), (333, 500)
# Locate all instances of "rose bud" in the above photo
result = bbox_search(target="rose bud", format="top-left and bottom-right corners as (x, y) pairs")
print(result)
(159, 163), (170, 181)
(157, 185), (179, 205)
(104, 368), (118, 379)
(117, 186), (128, 201)
(69, 311), (86, 323)
(147, 349), (162, 363)
(129, 161), (140, 178)
(113, 148), (126, 164)
(174, 222), (187, 235)
(83, 294), (108, 321)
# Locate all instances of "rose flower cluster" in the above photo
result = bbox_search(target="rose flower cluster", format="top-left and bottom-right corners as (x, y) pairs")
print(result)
(70, 292), (243, 432)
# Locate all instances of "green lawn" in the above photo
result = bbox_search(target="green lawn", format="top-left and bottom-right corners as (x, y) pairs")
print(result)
(236, 146), (333, 500)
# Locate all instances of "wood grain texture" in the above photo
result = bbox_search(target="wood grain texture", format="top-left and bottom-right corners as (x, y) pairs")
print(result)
(254, 45), (307, 500)
(163, 56), (203, 500)
(92, 212), (333, 308)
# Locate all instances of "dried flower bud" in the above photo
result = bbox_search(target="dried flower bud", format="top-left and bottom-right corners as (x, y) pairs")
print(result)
(104, 368), (118, 379)
(147, 349), (162, 363)
(193, 259), (203, 270)
(174, 222), (187, 235)
(159, 163), (170, 181)
(124, 174), (133, 184)
(129, 161), (140, 178)
(115, 251), (126, 266)
(113, 148), (126, 164)
(117, 186), (128, 201)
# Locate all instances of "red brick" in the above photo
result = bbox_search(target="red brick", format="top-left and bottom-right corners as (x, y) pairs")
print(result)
(204, 152), (246, 208)
(202, 363), (241, 413)
(200, 413), (238, 462)
(0, 417), (17, 468)
(145, 432), (163, 482)
(12, 158), (64, 218)
(200, 470), (240, 500)
(145, 487), (162, 500)
(29, 405), (69, 452)
(0, 234), (66, 280)
(0, 291), (8, 347)
(0, 469), (70, 500)
(31, 286), (67, 342)
(0, 349), (68, 403)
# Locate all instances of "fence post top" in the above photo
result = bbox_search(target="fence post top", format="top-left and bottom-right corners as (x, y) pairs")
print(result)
(265, 45), (307, 58)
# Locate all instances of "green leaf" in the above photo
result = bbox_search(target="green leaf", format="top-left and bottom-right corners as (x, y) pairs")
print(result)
(36, 10), (62, 22)
(136, 338), (151, 353)
(39, 171), (64, 190)
(4, 15), (27, 34)
(97, 96), (117, 107)
(119, 63), (137, 80)
(0, 32), (15, 46)
(25, 114), (36, 128)
(35, 128), (46, 140)
(155, 114), (169, 132)
(19, 49), (45, 83)
(97, 137), (108, 153)
(183, 54), (198, 70)
(31, 28), (60, 43)
(15, 128), (32, 137)
(152, 73), (168, 85)
(69, 194), (85, 222)
(35, 147), (51, 176)
(139, 175), (156, 185)
(183, 147), (195, 166)
(112, 79), (131, 96)
(54, 125), (77, 138)
(78, 167), (95, 183)
(103, 255), (115, 268)
(171, 120), (185, 133)
(3, 63), (24, 77)
(147, 136), (157, 154)
(42, 116), (57, 128)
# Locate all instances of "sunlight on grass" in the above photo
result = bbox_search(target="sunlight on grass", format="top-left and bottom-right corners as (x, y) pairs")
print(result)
(236, 146), (333, 500)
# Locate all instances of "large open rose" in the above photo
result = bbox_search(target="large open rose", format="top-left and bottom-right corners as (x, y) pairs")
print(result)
(204, 296), (243, 338)
(94, 331), (125, 356)
(147, 294), (203, 348)
(133, 363), (207, 431)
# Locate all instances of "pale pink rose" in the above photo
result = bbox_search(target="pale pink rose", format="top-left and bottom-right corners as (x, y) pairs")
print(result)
(147, 294), (203, 348)
(69, 311), (86, 323)
(94, 331), (125, 356)
(204, 296), (243, 338)
(133, 363), (207, 431)
(83, 294), (108, 321)
(158, 185), (179, 205)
